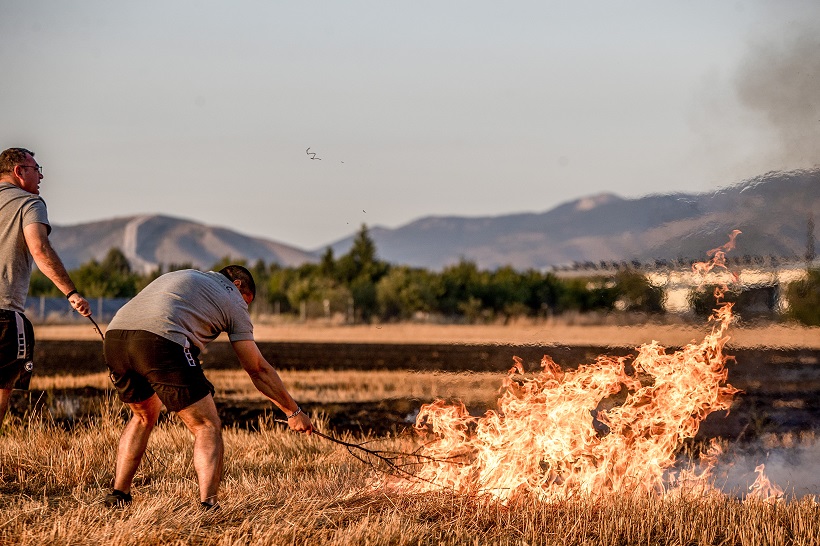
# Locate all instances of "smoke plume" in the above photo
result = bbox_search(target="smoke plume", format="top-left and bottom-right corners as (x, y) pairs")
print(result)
(734, 21), (820, 168)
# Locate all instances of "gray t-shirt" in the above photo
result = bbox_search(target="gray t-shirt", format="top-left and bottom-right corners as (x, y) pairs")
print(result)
(0, 183), (50, 312)
(108, 269), (254, 350)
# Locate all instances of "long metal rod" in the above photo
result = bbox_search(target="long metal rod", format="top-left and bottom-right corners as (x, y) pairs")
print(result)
(88, 315), (105, 341)
(274, 418), (463, 484)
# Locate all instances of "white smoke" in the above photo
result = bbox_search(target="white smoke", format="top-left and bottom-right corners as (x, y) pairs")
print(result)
(715, 435), (820, 500)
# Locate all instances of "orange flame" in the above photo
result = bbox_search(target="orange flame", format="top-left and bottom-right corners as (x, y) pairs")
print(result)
(388, 231), (781, 502)
(747, 464), (784, 502)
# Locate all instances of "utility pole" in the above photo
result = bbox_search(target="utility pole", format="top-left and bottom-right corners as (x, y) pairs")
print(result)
(807, 213), (816, 270)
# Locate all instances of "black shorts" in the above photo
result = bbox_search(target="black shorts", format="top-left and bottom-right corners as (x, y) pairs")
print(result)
(0, 310), (35, 391)
(103, 329), (214, 413)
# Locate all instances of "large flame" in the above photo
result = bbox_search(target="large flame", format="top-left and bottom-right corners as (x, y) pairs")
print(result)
(390, 232), (781, 502)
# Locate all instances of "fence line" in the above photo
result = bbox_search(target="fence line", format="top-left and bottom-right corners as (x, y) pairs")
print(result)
(23, 297), (289, 324)
(24, 296), (131, 324)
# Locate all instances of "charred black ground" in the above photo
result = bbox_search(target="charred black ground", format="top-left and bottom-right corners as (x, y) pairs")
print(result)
(12, 340), (820, 439)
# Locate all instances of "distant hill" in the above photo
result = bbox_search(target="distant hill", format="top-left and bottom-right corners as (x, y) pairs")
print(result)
(49, 214), (318, 273)
(325, 169), (820, 270)
(49, 169), (819, 273)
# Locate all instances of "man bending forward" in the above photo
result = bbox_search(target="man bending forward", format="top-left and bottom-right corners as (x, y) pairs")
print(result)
(103, 265), (312, 508)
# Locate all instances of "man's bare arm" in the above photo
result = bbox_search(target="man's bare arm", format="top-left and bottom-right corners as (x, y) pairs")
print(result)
(23, 222), (91, 316)
(231, 339), (313, 433)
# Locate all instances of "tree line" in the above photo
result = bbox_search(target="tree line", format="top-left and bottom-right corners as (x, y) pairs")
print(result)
(28, 225), (820, 326)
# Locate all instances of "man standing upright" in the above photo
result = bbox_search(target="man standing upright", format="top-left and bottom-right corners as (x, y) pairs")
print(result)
(103, 265), (313, 509)
(0, 147), (91, 424)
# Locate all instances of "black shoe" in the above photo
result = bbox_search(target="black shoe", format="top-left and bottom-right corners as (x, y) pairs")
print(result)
(104, 489), (132, 507)
(201, 501), (219, 511)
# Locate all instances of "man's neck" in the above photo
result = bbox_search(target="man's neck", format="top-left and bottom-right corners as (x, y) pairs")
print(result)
(0, 178), (26, 191)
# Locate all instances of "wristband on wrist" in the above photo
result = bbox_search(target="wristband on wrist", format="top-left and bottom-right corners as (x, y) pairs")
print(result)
(287, 406), (302, 419)
(65, 289), (78, 300)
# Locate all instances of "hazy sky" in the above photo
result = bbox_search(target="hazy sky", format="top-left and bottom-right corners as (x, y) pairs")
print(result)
(2, 1), (818, 250)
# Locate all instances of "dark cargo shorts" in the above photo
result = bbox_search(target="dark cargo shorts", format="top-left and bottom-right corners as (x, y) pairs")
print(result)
(103, 329), (214, 412)
(0, 310), (35, 391)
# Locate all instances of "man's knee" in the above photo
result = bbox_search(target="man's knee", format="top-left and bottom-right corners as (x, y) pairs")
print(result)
(189, 413), (222, 437)
(0, 388), (11, 421)
(0, 388), (12, 408)
(129, 395), (162, 427)
(199, 418), (223, 438)
(177, 395), (221, 436)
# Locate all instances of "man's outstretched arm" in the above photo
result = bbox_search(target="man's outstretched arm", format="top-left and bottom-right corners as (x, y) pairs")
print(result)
(231, 339), (313, 433)
(23, 222), (91, 317)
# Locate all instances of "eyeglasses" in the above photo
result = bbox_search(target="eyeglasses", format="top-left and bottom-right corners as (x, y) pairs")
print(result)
(20, 165), (43, 174)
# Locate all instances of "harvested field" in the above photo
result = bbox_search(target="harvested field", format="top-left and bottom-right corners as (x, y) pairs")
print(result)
(2, 403), (818, 545)
(13, 322), (820, 440)
(2, 322), (820, 544)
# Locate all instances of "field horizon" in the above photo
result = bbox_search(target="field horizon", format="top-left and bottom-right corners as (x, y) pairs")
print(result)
(33, 319), (820, 350)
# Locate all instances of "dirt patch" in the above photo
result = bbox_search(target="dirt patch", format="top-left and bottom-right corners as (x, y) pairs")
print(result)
(32, 338), (820, 379)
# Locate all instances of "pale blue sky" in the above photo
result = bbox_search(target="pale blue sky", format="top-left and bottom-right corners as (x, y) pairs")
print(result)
(2, 1), (818, 250)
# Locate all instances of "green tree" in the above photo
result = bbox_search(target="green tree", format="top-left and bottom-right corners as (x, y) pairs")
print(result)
(613, 270), (666, 314)
(558, 277), (618, 313)
(457, 296), (485, 323)
(336, 225), (387, 283)
(522, 270), (562, 316)
(350, 277), (377, 322)
(376, 266), (442, 320)
(438, 260), (483, 317)
(71, 248), (139, 297)
(335, 225), (387, 321)
(483, 266), (530, 318)
(786, 268), (820, 326)
(319, 247), (336, 278)
(101, 247), (132, 276)
(266, 266), (297, 313)
(250, 259), (268, 282)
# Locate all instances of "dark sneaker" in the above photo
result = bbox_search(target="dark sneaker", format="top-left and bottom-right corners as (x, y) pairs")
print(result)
(104, 489), (132, 507)
(201, 501), (219, 511)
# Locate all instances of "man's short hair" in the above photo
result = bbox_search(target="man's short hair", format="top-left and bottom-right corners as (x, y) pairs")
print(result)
(219, 265), (256, 299)
(0, 148), (35, 176)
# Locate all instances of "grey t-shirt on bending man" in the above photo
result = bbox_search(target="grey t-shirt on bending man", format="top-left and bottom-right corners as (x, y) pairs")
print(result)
(107, 269), (254, 351)
(0, 183), (50, 313)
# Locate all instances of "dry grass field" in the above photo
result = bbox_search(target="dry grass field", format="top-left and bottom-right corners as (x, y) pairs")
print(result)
(1, 398), (819, 546)
(2, 319), (817, 544)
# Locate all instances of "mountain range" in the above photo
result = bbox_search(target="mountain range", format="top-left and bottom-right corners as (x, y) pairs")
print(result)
(49, 215), (316, 273)
(50, 169), (819, 273)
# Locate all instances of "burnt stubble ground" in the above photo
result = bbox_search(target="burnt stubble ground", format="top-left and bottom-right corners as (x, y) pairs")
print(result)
(16, 336), (820, 442)
(3, 324), (820, 545)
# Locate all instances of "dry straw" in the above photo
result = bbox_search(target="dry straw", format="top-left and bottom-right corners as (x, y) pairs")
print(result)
(1, 396), (819, 545)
